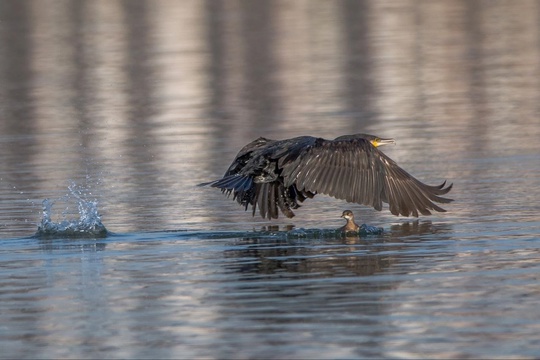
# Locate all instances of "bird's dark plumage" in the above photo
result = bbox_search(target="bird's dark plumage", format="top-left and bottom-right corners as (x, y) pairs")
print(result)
(199, 134), (453, 219)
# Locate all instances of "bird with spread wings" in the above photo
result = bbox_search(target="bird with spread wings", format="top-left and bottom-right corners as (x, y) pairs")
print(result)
(199, 134), (453, 219)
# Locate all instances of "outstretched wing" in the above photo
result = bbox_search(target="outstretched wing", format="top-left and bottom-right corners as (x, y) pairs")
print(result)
(198, 136), (316, 219)
(278, 137), (453, 217)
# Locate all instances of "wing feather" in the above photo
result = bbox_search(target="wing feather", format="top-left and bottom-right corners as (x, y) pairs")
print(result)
(279, 137), (453, 217)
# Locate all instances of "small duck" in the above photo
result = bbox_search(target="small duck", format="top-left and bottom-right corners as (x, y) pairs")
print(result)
(339, 210), (360, 233)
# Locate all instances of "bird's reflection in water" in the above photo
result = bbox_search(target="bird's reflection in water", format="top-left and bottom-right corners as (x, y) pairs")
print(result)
(37, 239), (108, 253)
(388, 220), (453, 239)
(259, 224), (295, 232)
(226, 234), (385, 278)
(225, 220), (453, 278)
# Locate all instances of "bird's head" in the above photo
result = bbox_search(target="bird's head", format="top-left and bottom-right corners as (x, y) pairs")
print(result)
(341, 210), (354, 220)
(334, 134), (396, 147)
(365, 135), (396, 147)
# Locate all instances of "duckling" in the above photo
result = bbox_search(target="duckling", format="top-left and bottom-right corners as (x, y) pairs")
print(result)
(339, 210), (360, 233)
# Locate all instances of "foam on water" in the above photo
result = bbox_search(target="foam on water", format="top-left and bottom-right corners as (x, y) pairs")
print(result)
(35, 181), (108, 238)
(187, 225), (384, 241)
(285, 224), (384, 238)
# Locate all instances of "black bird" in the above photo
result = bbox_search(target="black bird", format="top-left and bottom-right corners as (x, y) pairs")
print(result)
(199, 134), (453, 219)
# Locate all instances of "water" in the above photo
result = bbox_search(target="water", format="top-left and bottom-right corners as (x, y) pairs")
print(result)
(36, 181), (108, 238)
(1, 1), (540, 358)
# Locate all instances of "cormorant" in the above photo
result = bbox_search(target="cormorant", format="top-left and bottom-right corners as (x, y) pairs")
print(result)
(199, 134), (453, 219)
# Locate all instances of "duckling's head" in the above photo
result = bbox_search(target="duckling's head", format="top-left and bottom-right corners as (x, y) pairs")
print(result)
(341, 210), (354, 220)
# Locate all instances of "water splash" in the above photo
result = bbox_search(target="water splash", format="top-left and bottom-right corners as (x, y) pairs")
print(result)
(35, 181), (108, 238)
(285, 224), (383, 239)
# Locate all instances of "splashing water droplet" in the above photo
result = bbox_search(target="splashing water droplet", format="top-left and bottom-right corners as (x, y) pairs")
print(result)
(35, 181), (108, 238)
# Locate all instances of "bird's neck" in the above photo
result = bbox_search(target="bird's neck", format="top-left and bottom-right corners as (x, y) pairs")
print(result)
(345, 218), (360, 232)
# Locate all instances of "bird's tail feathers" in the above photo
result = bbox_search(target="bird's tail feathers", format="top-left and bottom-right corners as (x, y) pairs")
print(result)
(198, 175), (253, 192)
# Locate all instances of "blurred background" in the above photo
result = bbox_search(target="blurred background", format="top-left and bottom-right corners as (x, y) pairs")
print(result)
(2, 2), (540, 359)
(0, 0), (539, 236)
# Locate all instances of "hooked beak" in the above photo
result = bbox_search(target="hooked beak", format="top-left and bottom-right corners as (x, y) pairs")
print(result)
(372, 137), (396, 147)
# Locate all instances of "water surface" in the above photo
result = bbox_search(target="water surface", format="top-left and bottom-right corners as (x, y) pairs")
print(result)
(1, 1), (539, 358)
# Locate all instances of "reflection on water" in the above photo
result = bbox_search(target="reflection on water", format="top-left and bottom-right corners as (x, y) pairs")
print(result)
(1, 0), (540, 234)
(3, 222), (539, 359)
(223, 229), (404, 278)
(1, 1), (540, 359)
